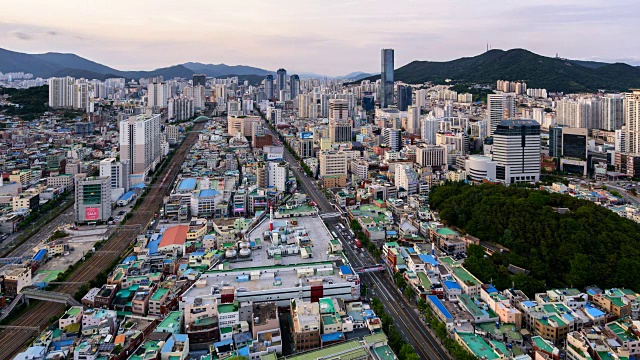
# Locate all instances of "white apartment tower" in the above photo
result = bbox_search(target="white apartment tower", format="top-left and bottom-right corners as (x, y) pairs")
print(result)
(48, 77), (74, 108)
(407, 106), (420, 135)
(603, 94), (624, 131)
(184, 85), (206, 109)
(625, 90), (640, 153)
(395, 165), (419, 195)
(119, 113), (162, 175)
(487, 93), (517, 137)
(147, 82), (168, 112)
(319, 151), (347, 177)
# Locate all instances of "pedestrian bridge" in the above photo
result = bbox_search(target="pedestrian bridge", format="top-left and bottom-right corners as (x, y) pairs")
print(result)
(20, 289), (81, 307)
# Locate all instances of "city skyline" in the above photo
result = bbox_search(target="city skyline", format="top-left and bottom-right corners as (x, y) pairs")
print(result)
(1, 0), (639, 76)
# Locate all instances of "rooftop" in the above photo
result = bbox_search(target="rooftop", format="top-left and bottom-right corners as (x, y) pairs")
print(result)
(159, 225), (189, 249)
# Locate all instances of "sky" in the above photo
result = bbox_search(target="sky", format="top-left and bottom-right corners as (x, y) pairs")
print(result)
(1, 0), (639, 76)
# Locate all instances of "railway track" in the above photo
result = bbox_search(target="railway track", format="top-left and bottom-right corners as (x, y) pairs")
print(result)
(0, 122), (204, 360)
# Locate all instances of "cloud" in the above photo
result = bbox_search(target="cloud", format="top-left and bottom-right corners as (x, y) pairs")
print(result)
(11, 30), (32, 40)
(46, 30), (57, 36)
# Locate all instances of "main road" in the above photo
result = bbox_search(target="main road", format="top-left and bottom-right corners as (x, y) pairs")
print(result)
(262, 120), (451, 360)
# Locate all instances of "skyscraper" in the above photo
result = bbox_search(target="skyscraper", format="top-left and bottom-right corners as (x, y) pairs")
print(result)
(380, 49), (394, 108)
(264, 75), (274, 100)
(192, 74), (206, 87)
(147, 81), (168, 112)
(48, 77), (73, 108)
(603, 94), (624, 131)
(487, 93), (517, 137)
(492, 119), (541, 184)
(276, 68), (287, 93)
(397, 84), (412, 111)
(625, 90), (640, 153)
(290, 74), (300, 100)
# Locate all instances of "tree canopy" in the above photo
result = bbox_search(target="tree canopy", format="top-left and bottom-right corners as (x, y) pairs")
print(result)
(429, 182), (640, 294)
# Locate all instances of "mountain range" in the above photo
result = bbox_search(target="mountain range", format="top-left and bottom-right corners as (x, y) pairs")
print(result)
(361, 48), (640, 93)
(3, 47), (640, 92)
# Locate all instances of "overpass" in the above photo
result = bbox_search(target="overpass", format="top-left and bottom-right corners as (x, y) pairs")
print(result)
(20, 289), (81, 307)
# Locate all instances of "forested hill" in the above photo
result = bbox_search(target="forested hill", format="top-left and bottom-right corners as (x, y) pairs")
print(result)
(360, 48), (640, 93)
(429, 182), (640, 295)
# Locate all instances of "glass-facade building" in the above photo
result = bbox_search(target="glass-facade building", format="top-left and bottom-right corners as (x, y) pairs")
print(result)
(380, 49), (394, 108)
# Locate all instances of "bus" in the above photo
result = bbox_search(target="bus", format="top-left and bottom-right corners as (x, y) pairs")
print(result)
(331, 231), (338, 239)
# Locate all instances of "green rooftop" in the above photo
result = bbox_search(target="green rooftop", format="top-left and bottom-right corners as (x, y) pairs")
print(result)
(457, 332), (500, 359)
(533, 336), (555, 353)
(452, 266), (481, 286)
(218, 303), (238, 314)
(157, 311), (182, 331)
(436, 227), (457, 236)
(151, 288), (169, 301)
(286, 340), (367, 360)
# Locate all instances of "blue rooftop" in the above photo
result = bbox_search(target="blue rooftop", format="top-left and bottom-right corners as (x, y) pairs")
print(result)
(146, 236), (161, 255)
(199, 189), (219, 197)
(132, 183), (145, 189)
(33, 249), (47, 262)
(428, 295), (453, 319)
(118, 191), (136, 201)
(418, 254), (438, 267)
(178, 178), (197, 191)
(522, 301), (536, 307)
(123, 255), (137, 264)
(444, 280), (462, 291)
(321, 332), (345, 342)
(586, 306), (605, 317)
(485, 285), (498, 294)
(340, 266), (353, 275)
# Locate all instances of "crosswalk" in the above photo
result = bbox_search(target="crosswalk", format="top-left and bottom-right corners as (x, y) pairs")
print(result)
(319, 212), (342, 219)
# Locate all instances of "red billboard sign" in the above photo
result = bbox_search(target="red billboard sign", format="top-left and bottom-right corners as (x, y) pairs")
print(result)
(85, 207), (100, 220)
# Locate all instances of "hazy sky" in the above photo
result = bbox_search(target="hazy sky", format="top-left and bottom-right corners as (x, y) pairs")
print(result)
(1, 0), (639, 76)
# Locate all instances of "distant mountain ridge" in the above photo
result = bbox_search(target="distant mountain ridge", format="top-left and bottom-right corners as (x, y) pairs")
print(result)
(361, 49), (640, 93)
(0, 48), (272, 83)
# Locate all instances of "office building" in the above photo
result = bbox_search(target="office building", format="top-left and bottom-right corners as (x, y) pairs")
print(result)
(625, 90), (640, 153)
(397, 84), (412, 111)
(264, 75), (274, 100)
(74, 174), (112, 223)
(192, 74), (206, 87)
(319, 151), (347, 177)
(268, 162), (288, 192)
(602, 94), (624, 131)
(492, 119), (541, 184)
(276, 68), (287, 94)
(290, 74), (300, 100)
(119, 113), (162, 175)
(298, 135), (314, 159)
(560, 128), (588, 176)
(329, 99), (348, 122)
(380, 49), (394, 108)
(329, 122), (352, 144)
(548, 125), (564, 158)
(416, 144), (447, 168)
(147, 81), (168, 112)
(383, 128), (402, 152)
(487, 93), (516, 137)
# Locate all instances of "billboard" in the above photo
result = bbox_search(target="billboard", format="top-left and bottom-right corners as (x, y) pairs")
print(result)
(266, 153), (283, 161)
(300, 132), (313, 139)
(85, 207), (100, 221)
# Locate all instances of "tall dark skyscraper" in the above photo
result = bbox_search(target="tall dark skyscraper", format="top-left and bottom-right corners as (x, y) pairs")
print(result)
(265, 74), (274, 100)
(290, 74), (300, 100)
(380, 49), (394, 108)
(397, 84), (412, 111)
(192, 74), (206, 87)
(276, 68), (287, 93)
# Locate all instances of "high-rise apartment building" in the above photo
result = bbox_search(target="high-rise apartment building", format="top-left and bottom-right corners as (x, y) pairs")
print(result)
(147, 82), (168, 112)
(74, 174), (112, 224)
(420, 116), (438, 144)
(168, 95), (194, 121)
(267, 161), (288, 192)
(625, 90), (640, 153)
(380, 49), (394, 108)
(602, 94), (624, 131)
(264, 75), (274, 100)
(99, 158), (130, 192)
(183, 85), (205, 109)
(492, 119), (541, 184)
(290, 74), (300, 100)
(407, 106), (420, 134)
(383, 128), (402, 152)
(395, 165), (419, 195)
(192, 74), (206, 87)
(119, 113), (162, 175)
(487, 93), (517, 137)
(48, 77), (74, 108)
